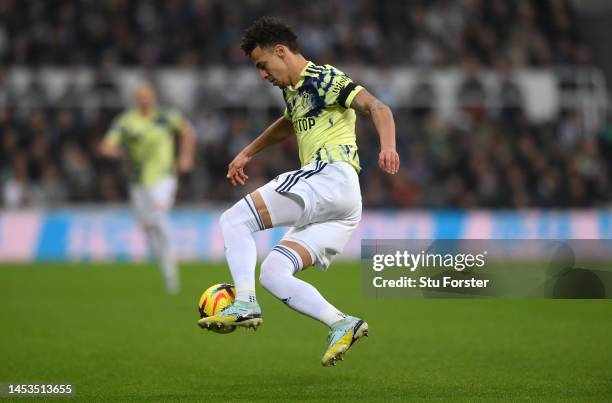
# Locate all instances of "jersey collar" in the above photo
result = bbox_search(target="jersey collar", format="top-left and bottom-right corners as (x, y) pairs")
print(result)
(132, 107), (159, 119)
(288, 61), (317, 90)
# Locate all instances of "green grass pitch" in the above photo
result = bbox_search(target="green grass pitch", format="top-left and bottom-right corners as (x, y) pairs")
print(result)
(1, 262), (611, 402)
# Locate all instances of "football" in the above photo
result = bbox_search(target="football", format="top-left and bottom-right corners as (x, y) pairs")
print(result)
(198, 283), (236, 334)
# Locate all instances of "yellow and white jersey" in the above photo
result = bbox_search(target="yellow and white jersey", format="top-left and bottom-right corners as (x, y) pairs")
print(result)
(104, 108), (185, 186)
(282, 61), (364, 172)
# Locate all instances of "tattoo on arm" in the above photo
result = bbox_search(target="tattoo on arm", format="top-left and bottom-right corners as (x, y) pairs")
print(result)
(369, 100), (387, 113)
(356, 99), (387, 116)
(354, 104), (369, 116)
(351, 90), (390, 116)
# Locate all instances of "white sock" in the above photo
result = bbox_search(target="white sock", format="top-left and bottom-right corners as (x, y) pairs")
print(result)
(145, 218), (179, 294)
(259, 246), (346, 327)
(219, 195), (263, 303)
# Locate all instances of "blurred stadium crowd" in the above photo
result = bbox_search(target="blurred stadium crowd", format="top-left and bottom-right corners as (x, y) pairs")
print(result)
(0, 0), (589, 67)
(1, 0), (610, 208)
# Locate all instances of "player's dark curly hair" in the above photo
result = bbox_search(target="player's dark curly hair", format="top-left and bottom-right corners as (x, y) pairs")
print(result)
(240, 17), (299, 56)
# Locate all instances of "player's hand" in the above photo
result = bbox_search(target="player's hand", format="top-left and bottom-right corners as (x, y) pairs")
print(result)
(98, 141), (123, 159)
(177, 155), (194, 173)
(379, 149), (400, 174)
(227, 152), (251, 186)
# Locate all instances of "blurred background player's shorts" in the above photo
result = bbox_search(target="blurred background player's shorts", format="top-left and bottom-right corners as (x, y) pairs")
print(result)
(129, 176), (177, 226)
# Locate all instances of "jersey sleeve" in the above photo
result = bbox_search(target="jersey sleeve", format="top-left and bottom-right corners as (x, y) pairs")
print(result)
(166, 109), (186, 132)
(104, 115), (125, 145)
(323, 72), (364, 108)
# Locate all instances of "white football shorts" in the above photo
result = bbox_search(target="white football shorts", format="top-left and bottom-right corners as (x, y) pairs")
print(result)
(259, 161), (362, 271)
(129, 176), (177, 226)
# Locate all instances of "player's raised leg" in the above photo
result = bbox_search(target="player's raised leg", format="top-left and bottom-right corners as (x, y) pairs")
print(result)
(259, 241), (347, 327)
(259, 216), (368, 366)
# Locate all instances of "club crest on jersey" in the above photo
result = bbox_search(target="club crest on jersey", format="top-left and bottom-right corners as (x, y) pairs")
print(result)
(290, 91), (314, 111)
(298, 91), (315, 110)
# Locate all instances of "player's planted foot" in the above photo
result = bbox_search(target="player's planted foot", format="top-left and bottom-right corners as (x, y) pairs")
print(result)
(198, 300), (263, 331)
(321, 316), (368, 367)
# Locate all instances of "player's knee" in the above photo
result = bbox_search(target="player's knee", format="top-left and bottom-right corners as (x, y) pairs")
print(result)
(141, 219), (159, 234)
(259, 251), (295, 290)
(259, 257), (274, 291)
(219, 204), (241, 231)
(219, 208), (233, 231)
(219, 199), (261, 234)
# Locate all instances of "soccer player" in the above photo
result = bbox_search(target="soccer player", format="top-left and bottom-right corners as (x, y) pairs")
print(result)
(198, 17), (399, 366)
(100, 81), (195, 294)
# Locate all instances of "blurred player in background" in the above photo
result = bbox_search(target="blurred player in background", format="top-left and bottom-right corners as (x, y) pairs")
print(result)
(99, 81), (195, 294)
(198, 17), (399, 366)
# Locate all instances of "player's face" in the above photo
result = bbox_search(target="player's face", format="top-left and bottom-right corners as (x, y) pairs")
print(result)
(134, 84), (157, 111)
(250, 45), (291, 87)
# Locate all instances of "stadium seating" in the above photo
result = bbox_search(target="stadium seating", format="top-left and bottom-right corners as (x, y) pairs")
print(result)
(0, 0), (608, 208)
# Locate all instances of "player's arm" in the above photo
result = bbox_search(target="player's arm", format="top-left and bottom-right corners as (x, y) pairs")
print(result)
(226, 116), (294, 186)
(176, 121), (196, 173)
(99, 123), (123, 159)
(99, 138), (122, 159)
(99, 114), (126, 159)
(350, 89), (400, 175)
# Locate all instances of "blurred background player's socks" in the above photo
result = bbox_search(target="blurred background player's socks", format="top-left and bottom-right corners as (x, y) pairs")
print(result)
(259, 247), (346, 327)
(146, 220), (179, 294)
(219, 196), (263, 303)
